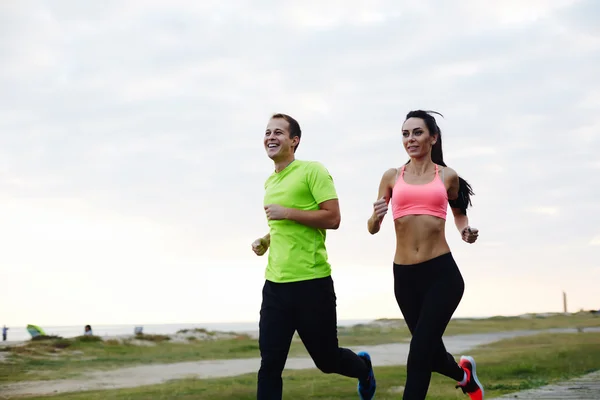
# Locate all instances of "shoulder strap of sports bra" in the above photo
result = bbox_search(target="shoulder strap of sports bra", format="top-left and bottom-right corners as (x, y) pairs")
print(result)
(394, 166), (403, 185)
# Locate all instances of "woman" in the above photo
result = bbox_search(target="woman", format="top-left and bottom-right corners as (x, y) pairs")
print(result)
(367, 110), (484, 400)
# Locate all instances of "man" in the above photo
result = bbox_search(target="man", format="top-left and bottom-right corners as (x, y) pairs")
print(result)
(251, 113), (376, 400)
(2, 325), (8, 341)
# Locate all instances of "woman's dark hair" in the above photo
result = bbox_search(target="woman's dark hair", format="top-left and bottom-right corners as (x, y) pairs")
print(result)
(404, 110), (474, 215)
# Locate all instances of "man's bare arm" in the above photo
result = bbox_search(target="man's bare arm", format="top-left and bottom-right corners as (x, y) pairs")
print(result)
(283, 199), (341, 230)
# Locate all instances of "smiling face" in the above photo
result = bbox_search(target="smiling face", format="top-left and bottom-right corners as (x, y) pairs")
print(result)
(402, 117), (437, 159)
(264, 117), (299, 161)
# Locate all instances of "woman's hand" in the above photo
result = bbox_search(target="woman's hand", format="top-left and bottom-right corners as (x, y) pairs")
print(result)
(373, 197), (388, 221)
(461, 226), (479, 244)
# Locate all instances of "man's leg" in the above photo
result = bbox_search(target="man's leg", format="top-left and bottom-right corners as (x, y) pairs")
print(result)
(293, 276), (376, 398)
(257, 280), (295, 400)
(294, 277), (367, 377)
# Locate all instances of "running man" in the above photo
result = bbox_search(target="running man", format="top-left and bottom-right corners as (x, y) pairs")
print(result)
(252, 113), (376, 400)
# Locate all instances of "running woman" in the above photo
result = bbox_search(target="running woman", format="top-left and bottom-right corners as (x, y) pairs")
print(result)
(367, 110), (484, 400)
(253, 113), (376, 400)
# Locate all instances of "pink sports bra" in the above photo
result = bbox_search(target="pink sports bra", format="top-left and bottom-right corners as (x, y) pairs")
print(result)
(391, 164), (448, 220)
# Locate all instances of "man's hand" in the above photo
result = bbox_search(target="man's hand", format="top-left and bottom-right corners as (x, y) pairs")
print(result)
(264, 204), (289, 221)
(252, 236), (269, 256)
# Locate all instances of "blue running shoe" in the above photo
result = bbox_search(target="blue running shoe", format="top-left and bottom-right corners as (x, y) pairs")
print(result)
(357, 351), (376, 399)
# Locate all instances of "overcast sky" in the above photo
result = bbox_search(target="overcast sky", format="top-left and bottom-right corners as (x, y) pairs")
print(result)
(1, 0), (599, 328)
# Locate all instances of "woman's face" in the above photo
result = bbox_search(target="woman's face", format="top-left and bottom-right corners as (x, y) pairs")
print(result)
(402, 117), (436, 159)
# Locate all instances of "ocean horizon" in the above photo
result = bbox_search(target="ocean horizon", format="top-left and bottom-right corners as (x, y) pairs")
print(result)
(4, 319), (374, 342)
(4, 312), (571, 342)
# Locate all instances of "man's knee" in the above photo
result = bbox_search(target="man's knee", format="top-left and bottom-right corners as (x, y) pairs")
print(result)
(312, 350), (340, 374)
(260, 353), (287, 373)
(315, 360), (337, 374)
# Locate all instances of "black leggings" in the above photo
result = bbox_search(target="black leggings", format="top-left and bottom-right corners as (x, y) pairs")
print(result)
(257, 276), (369, 400)
(394, 252), (466, 400)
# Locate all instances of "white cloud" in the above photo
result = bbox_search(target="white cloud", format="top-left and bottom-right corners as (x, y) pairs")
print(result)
(590, 236), (600, 246)
(571, 120), (600, 143)
(448, 146), (497, 159)
(530, 207), (560, 216)
(578, 90), (600, 109)
(483, 164), (505, 173)
(429, 61), (485, 80)
(482, 241), (505, 247)
(276, 0), (404, 29)
(458, 0), (581, 25)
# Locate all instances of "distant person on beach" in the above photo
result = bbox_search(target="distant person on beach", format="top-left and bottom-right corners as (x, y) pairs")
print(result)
(84, 325), (93, 336)
(251, 113), (376, 400)
(367, 110), (484, 400)
(2, 325), (8, 341)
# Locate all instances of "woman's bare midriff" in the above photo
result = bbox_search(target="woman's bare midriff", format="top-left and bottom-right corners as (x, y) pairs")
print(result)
(393, 214), (450, 265)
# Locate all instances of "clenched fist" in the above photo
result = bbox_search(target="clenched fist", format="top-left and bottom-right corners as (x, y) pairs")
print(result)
(264, 204), (289, 221)
(461, 226), (479, 244)
(252, 237), (269, 256)
(372, 197), (388, 221)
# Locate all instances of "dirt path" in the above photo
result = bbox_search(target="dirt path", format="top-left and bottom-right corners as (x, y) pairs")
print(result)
(490, 370), (600, 399)
(0, 341), (25, 347)
(0, 328), (595, 398)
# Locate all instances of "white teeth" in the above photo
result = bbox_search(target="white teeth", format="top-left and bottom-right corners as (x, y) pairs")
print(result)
(268, 144), (278, 148)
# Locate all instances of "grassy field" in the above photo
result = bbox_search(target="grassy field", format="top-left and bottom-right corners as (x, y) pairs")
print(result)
(0, 332), (261, 383)
(1, 312), (598, 384)
(20, 332), (600, 399)
(338, 311), (600, 346)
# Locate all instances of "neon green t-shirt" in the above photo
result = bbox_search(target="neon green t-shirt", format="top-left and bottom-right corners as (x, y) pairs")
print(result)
(263, 160), (338, 283)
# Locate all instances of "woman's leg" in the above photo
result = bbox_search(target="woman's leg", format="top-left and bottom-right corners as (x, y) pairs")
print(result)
(394, 253), (465, 400)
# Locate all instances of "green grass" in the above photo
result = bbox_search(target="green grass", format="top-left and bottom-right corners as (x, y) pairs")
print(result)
(1, 312), (598, 384)
(343, 311), (600, 345)
(0, 333), (258, 383)
(133, 333), (171, 342)
(20, 332), (600, 399)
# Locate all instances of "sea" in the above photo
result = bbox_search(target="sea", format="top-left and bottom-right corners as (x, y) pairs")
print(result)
(4, 319), (373, 342)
